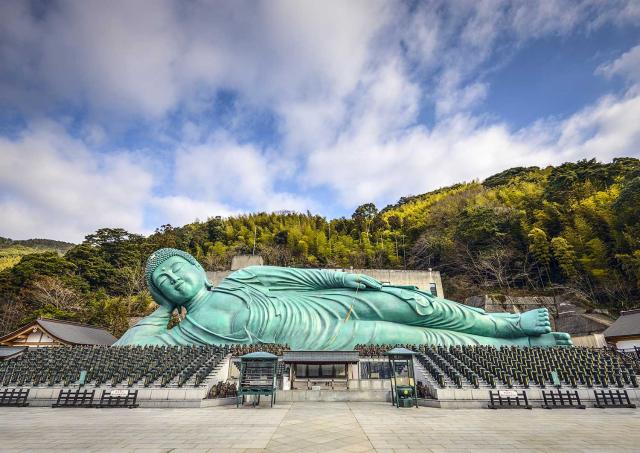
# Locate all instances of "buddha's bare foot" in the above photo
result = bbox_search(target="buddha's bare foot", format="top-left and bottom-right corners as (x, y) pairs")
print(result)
(519, 308), (551, 336)
(490, 312), (519, 319)
(529, 332), (573, 347)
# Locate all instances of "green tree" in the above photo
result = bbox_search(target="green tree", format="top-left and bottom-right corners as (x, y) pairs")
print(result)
(551, 237), (577, 279)
(528, 228), (550, 267)
(352, 203), (378, 236)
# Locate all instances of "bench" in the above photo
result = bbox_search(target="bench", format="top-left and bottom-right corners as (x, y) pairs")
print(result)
(541, 389), (585, 409)
(488, 390), (532, 409)
(237, 387), (275, 406)
(97, 389), (139, 408)
(593, 389), (636, 409)
(52, 389), (96, 408)
(0, 388), (29, 407)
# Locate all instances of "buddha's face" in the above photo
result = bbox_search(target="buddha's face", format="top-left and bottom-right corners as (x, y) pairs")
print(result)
(152, 256), (206, 305)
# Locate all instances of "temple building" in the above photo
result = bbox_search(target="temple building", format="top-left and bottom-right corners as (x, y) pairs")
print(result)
(0, 318), (116, 349)
(603, 308), (640, 350)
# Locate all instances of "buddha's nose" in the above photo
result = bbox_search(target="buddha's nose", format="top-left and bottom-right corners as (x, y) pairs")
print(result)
(166, 270), (180, 283)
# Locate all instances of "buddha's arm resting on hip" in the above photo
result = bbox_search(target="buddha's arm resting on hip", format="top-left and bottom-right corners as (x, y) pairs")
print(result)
(224, 266), (553, 340)
(224, 265), (384, 291)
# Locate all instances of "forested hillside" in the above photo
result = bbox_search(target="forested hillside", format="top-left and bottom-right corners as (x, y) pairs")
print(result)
(0, 238), (74, 272)
(1, 158), (639, 336)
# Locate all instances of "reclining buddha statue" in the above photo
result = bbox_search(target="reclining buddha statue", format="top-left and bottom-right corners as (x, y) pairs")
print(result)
(114, 248), (572, 349)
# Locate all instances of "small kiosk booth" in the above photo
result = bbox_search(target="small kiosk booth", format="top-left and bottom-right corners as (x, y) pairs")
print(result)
(237, 351), (278, 407)
(385, 347), (419, 408)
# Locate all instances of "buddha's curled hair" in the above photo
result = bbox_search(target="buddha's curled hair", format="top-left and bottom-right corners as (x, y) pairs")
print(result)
(145, 248), (203, 288)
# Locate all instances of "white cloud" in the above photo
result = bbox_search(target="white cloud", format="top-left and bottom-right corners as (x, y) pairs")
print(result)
(305, 86), (640, 207)
(1, 1), (640, 241)
(398, 1), (639, 119)
(148, 196), (238, 227)
(435, 81), (488, 118)
(174, 134), (313, 213)
(557, 92), (640, 159)
(0, 122), (154, 242)
(0, 124), (265, 241)
(597, 44), (640, 84)
(0, 0), (386, 121)
(1, 0), (635, 121)
(296, 3), (640, 207)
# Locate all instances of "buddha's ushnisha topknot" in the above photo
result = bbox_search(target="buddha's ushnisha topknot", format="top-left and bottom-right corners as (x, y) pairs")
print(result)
(145, 248), (200, 290)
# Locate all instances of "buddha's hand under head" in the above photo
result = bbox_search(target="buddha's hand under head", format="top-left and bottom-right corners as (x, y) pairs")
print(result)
(153, 295), (178, 311)
(342, 273), (383, 290)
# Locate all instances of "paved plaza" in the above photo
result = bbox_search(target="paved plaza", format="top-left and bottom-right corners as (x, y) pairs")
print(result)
(0, 402), (638, 452)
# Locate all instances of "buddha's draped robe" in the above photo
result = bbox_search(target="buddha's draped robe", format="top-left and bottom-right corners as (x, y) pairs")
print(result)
(116, 266), (532, 348)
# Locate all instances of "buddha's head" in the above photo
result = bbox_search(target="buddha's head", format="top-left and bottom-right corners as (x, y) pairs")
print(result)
(145, 248), (212, 308)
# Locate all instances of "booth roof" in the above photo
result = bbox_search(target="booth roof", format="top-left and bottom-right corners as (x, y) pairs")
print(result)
(240, 351), (278, 359)
(385, 347), (416, 356)
(282, 350), (359, 363)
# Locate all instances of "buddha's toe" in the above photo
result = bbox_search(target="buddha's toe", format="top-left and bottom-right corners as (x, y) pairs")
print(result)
(520, 308), (551, 335)
(529, 332), (571, 347)
(552, 332), (573, 346)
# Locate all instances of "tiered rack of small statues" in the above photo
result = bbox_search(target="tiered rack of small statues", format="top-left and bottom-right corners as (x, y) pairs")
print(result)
(1, 343), (638, 393)
(208, 380), (238, 399)
(355, 344), (640, 390)
(228, 344), (290, 357)
(0, 345), (229, 388)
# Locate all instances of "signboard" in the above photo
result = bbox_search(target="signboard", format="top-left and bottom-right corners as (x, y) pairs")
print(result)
(498, 390), (518, 398)
(109, 389), (130, 397)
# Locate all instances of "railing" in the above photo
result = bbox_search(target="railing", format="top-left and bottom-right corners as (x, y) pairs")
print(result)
(292, 378), (349, 390)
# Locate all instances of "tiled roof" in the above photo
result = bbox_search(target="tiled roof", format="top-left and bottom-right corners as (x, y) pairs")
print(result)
(603, 309), (640, 338)
(36, 318), (117, 345)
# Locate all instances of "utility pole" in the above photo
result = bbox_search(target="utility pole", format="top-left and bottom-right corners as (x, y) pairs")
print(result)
(252, 225), (257, 256)
(394, 234), (399, 259)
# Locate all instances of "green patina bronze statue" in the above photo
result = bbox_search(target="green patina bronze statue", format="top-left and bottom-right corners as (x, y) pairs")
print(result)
(114, 248), (572, 349)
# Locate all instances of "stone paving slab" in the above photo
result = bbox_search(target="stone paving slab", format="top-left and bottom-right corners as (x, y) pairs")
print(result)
(0, 402), (638, 452)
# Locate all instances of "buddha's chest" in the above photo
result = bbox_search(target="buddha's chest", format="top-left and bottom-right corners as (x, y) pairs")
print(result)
(187, 291), (250, 335)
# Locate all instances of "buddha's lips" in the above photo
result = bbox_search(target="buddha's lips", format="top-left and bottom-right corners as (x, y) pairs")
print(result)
(174, 281), (184, 289)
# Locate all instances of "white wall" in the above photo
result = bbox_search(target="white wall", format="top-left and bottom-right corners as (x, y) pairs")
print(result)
(571, 333), (607, 348)
(615, 339), (640, 349)
(11, 328), (56, 347)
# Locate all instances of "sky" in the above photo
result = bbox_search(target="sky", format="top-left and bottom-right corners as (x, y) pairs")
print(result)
(1, 0), (640, 242)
